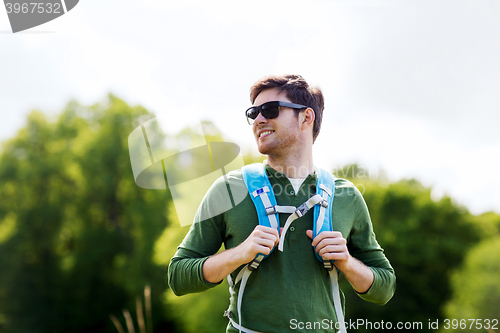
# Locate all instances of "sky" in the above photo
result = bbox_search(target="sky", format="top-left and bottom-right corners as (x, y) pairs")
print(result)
(1, 0), (499, 215)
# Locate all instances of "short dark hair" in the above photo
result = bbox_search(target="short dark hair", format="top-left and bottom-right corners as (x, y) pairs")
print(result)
(250, 74), (324, 142)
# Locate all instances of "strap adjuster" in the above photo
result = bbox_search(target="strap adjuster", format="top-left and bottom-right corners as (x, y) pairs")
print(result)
(265, 206), (277, 215)
(248, 254), (265, 271)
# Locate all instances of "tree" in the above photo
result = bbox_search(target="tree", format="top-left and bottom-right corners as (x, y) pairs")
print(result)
(0, 96), (177, 333)
(335, 165), (482, 332)
(442, 237), (500, 332)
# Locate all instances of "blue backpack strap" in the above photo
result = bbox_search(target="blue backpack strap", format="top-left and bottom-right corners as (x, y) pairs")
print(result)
(241, 163), (279, 269)
(313, 167), (336, 270)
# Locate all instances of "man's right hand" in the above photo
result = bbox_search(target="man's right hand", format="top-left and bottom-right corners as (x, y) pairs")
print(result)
(236, 225), (280, 263)
(202, 225), (280, 283)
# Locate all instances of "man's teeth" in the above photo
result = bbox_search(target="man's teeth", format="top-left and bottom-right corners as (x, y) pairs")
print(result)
(260, 131), (274, 138)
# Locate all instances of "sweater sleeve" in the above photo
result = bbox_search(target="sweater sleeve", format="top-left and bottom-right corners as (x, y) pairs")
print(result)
(348, 187), (396, 305)
(168, 221), (221, 296)
(168, 178), (229, 296)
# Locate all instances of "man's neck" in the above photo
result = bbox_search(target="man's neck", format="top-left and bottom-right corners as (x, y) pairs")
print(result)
(266, 150), (315, 179)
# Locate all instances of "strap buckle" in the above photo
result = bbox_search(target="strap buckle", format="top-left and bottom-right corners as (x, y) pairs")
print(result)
(294, 203), (310, 218)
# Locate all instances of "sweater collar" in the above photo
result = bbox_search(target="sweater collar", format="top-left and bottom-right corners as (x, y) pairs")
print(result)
(263, 161), (318, 184)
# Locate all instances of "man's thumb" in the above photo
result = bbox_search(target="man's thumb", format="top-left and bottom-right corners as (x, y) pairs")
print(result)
(306, 230), (313, 239)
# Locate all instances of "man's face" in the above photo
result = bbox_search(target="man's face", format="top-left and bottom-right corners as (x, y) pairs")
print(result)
(252, 88), (302, 157)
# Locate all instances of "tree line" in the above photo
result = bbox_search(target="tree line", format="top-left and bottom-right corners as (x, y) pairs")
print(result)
(0, 96), (498, 332)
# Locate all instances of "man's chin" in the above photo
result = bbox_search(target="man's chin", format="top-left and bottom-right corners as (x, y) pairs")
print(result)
(257, 145), (270, 155)
(257, 144), (277, 156)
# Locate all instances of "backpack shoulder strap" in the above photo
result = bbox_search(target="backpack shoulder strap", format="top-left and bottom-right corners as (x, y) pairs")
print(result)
(313, 168), (347, 332)
(313, 167), (336, 268)
(240, 163), (280, 269)
(241, 163), (279, 231)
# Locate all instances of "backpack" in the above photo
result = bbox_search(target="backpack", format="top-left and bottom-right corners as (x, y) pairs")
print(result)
(225, 163), (347, 333)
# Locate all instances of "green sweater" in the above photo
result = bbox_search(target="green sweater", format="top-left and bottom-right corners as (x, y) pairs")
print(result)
(169, 164), (395, 333)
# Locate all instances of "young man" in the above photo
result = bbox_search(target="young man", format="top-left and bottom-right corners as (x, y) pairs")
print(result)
(169, 74), (395, 332)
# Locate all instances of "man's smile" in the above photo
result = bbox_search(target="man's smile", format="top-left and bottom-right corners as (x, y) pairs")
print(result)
(259, 130), (275, 139)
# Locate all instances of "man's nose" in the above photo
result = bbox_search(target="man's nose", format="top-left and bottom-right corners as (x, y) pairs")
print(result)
(254, 111), (267, 124)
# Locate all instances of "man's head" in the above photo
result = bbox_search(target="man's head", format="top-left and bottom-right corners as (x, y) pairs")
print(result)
(250, 74), (324, 142)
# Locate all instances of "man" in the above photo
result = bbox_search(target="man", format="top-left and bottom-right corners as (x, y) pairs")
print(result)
(169, 74), (395, 332)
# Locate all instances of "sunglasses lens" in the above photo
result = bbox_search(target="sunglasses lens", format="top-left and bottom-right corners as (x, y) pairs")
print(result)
(261, 103), (280, 120)
(246, 107), (258, 124)
(245, 102), (282, 124)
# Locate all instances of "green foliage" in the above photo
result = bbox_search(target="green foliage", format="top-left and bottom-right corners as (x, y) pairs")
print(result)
(0, 96), (177, 333)
(468, 211), (500, 239)
(165, 281), (230, 333)
(242, 151), (266, 165)
(442, 236), (500, 332)
(336, 165), (483, 332)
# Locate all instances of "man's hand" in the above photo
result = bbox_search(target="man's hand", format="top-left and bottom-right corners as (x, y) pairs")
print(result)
(306, 230), (350, 270)
(306, 230), (374, 294)
(203, 226), (279, 284)
(236, 225), (280, 263)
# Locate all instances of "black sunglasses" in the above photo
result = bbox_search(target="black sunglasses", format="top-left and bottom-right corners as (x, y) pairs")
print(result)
(245, 101), (308, 125)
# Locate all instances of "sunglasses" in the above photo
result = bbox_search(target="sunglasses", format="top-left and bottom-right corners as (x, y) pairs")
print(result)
(245, 101), (308, 125)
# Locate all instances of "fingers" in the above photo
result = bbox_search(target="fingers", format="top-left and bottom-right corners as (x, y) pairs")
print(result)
(310, 231), (343, 247)
(242, 225), (280, 260)
(306, 230), (342, 243)
(317, 245), (349, 260)
(254, 225), (280, 245)
(309, 231), (349, 261)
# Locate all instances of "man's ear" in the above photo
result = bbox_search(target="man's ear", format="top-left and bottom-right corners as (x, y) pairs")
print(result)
(301, 108), (315, 129)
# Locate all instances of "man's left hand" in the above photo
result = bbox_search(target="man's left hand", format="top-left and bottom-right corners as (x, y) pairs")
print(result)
(306, 230), (374, 293)
(306, 230), (351, 271)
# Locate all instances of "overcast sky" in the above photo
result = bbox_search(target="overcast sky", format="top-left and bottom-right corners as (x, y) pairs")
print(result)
(1, 0), (499, 215)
